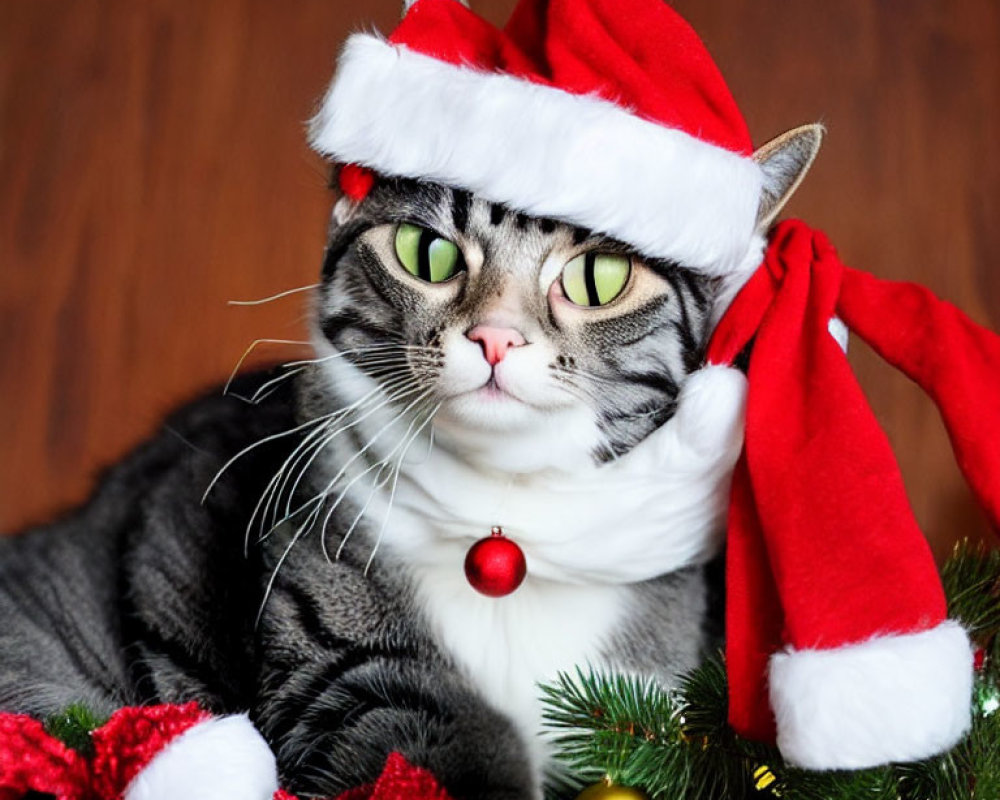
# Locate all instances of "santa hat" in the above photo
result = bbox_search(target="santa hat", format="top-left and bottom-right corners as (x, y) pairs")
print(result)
(308, 0), (988, 771)
(706, 220), (995, 768)
(309, 0), (764, 282)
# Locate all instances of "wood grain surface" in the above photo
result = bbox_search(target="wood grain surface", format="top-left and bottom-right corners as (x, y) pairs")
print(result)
(1, 1), (997, 558)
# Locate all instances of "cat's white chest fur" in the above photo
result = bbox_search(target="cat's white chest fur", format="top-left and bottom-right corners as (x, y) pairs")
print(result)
(369, 387), (743, 771)
(397, 544), (627, 773)
(321, 359), (747, 778)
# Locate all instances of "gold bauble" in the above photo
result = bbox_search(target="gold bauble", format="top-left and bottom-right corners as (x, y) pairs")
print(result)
(574, 778), (649, 800)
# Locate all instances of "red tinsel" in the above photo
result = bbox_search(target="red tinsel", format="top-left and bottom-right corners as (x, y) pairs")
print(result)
(89, 703), (209, 799)
(0, 704), (451, 800)
(334, 752), (452, 800)
(0, 712), (91, 800)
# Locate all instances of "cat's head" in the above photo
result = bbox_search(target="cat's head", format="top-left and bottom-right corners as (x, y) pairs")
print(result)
(302, 0), (824, 475)
(313, 179), (712, 472)
(308, 126), (819, 474)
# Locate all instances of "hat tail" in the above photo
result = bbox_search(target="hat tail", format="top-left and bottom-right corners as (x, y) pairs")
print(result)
(715, 221), (982, 769)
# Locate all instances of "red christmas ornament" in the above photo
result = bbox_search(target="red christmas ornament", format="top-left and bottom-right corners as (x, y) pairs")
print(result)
(464, 527), (526, 597)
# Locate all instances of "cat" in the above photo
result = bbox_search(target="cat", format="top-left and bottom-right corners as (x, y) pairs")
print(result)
(0, 61), (820, 800)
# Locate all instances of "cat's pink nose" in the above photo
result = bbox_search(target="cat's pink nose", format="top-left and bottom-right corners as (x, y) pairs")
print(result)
(466, 325), (526, 366)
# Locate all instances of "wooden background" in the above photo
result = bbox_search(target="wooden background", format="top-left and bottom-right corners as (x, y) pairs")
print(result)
(1, 1), (997, 558)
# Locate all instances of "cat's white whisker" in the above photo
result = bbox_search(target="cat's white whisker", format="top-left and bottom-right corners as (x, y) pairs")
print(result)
(281, 387), (420, 526)
(202, 410), (339, 505)
(255, 381), (430, 554)
(334, 462), (396, 565)
(248, 410), (411, 600)
(234, 380), (405, 546)
(323, 390), (435, 562)
(241, 401), (373, 552)
(251, 376), (420, 545)
(226, 341), (423, 404)
(223, 338), (314, 397)
(364, 401), (441, 575)
(247, 426), (335, 552)
(279, 345), (399, 369)
(270, 374), (423, 528)
(313, 389), (434, 539)
(227, 283), (322, 306)
(255, 519), (310, 629)
(247, 367), (308, 405)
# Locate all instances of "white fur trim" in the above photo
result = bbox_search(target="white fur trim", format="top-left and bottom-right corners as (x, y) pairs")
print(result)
(770, 621), (973, 769)
(829, 315), (849, 351)
(310, 35), (764, 276)
(667, 364), (748, 459)
(124, 715), (278, 800)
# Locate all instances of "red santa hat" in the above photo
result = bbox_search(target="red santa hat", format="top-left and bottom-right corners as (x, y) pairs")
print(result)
(708, 220), (990, 768)
(309, 0), (987, 771)
(309, 0), (764, 282)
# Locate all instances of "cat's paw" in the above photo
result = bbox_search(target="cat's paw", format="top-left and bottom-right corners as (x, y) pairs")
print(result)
(124, 714), (278, 800)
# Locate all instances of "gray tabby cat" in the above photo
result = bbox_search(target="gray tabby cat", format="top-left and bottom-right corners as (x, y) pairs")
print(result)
(0, 125), (820, 796)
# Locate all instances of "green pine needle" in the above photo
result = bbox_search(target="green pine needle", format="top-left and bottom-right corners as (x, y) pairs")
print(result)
(44, 702), (108, 757)
(541, 540), (1000, 800)
(942, 540), (1000, 644)
(540, 668), (684, 792)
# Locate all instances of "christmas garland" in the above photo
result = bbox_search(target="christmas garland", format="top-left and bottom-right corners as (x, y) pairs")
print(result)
(540, 541), (1000, 800)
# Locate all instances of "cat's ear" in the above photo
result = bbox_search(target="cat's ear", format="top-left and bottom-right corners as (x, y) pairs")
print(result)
(753, 123), (824, 231)
(402, 0), (468, 13)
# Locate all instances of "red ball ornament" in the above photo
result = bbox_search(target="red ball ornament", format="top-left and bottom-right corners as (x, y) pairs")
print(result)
(464, 527), (527, 597)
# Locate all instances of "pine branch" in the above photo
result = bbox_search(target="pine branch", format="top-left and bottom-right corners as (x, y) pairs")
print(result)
(542, 541), (1000, 800)
(44, 702), (107, 757)
(942, 540), (1000, 645)
(540, 668), (686, 793)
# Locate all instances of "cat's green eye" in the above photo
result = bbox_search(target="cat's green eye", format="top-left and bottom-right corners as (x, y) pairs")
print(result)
(394, 223), (464, 283)
(561, 252), (631, 307)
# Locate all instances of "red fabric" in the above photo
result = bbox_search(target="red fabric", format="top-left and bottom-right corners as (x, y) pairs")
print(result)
(0, 712), (92, 800)
(391, 0), (539, 76)
(90, 703), (210, 799)
(724, 456), (781, 742)
(709, 220), (999, 740)
(390, 0), (752, 155)
(334, 753), (452, 800)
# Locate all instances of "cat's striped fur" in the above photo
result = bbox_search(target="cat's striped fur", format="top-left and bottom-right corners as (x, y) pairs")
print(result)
(0, 178), (724, 799)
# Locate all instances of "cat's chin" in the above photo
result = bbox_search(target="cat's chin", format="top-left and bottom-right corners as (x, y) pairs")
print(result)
(442, 385), (548, 432)
(432, 396), (601, 474)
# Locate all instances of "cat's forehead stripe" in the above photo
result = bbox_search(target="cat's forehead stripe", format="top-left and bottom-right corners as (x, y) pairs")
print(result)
(450, 187), (471, 234)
